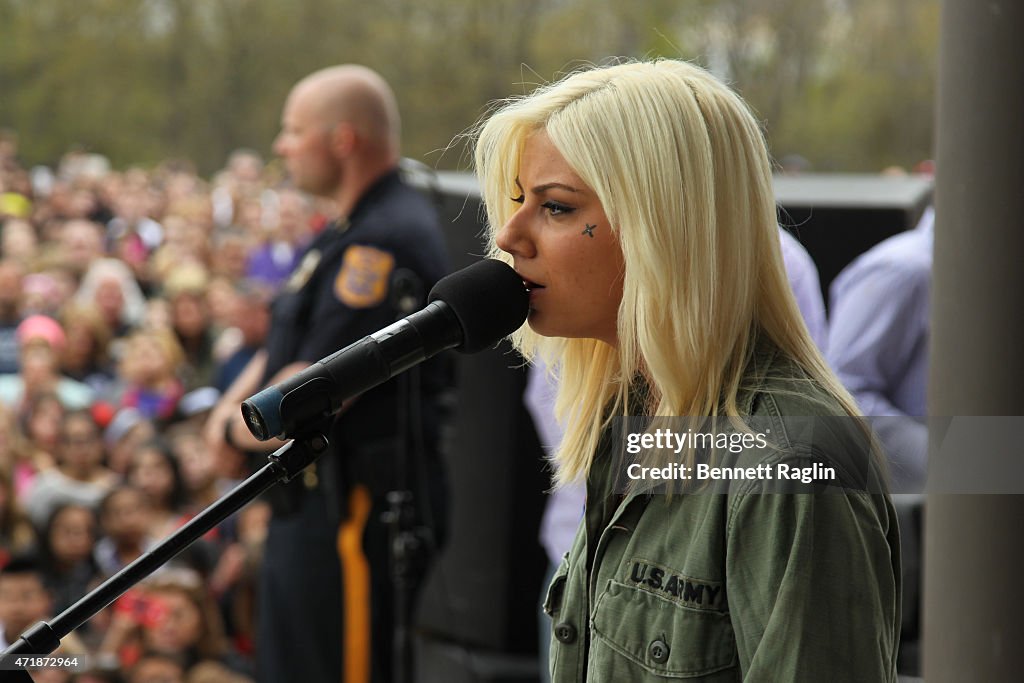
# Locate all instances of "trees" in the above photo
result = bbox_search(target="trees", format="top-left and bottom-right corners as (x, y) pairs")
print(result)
(0, 0), (939, 174)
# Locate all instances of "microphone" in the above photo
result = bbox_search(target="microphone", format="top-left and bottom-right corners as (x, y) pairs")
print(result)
(241, 259), (528, 441)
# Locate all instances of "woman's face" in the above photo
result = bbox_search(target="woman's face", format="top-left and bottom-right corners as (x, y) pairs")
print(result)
(27, 397), (64, 447)
(59, 414), (104, 474)
(63, 320), (97, 366)
(101, 489), (150, 543)
(171, 293), (207, 337)
(20, 344), (59, 385)
(144, 589), (203, 654)
(49, 506), (96, 564)
(495, 132), (624, 346)
(121, 334), (171, 384)
(175, 434), (213, 492)
(131, 448), (175, 506)
(94, 277), (125, 321)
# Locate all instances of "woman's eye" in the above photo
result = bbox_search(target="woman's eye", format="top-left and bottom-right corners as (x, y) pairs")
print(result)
(542, 201), (575, 216)
(510, 194), (525, 204)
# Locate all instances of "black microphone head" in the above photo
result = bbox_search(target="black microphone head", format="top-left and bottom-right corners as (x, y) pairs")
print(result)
(427, 259), (529, 353)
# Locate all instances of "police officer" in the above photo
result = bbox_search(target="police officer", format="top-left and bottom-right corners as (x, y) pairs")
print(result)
(205, 65), (450, 683)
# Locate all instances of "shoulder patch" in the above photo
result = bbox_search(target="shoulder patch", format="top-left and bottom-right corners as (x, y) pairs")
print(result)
(335, 245), (395, 308)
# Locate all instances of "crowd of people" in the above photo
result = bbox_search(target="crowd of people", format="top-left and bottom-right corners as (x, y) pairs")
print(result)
(0, 130), (331, 682)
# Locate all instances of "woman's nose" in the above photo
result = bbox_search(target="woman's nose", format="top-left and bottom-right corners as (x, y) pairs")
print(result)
(495, 209), (535, 259)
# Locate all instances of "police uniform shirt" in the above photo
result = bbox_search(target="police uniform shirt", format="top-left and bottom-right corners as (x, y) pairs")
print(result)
(261, 169), (450, 504)
(263, 169), (447, 382)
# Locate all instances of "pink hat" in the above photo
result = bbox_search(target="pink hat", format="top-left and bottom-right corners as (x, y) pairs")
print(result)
(16, 315), (67, 351)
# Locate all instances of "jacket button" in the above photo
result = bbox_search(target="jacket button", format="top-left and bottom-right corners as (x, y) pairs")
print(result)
(554, 622), (577, 644)
(649, 639), (670, 664)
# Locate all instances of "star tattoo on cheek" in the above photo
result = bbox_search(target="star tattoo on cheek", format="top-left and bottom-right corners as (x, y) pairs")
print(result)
(582, 223), (596, 238)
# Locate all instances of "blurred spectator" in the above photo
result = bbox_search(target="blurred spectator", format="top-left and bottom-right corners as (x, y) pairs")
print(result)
(203, 276), (238, 334)
(128, 653), (185, 683)
(186, 660), (253, 683)
(73, 670), (125, 683)
(0, 554), (53, 649)
(208, 229), (250, 282)
(104, 409), (157, 477)
(162, 265), (216, 391)
(143, 576), (235, 671)
(166, 421), (259, 650)
(75, 259), (147, 338)
(60, 219), (108, 281)
(211, 150), (264, 229)
(226, 150), (264, 187)
(778, 227), (828, 351)
(99, 572), (234, 673)
(0, 315), (95, 411)
(142, 297), (172, 331)
(59, 302), (116, 399)
(828, 206), (933, 490)
(0, 191), (32, 221)
(0, 469), (36, 567)
(167, 426), (219, 509)
(0, 259), (26, 374)
(94, 485), (156, 577)
(39, 503), (100, 614)
(149, 215), (210, 284)
(21, 269), (74, 318)
(160, 165), (205, 208)
(39, 181), (75, 224)
(231, 195), (264, 237)
(58, 152), (111, 188)
(126, 440), (188, 540)
(167, 387), (218, 433)
(212, 281), (271, 394)
(21, 392), (64, 475)
(0, 218), (40, 265)
(107, 185), (164, 281)
(244, 188), (312, 291)
(115, 327), (186, 422)
(24, 409), (118, 528)
(0, 402), (40, 498)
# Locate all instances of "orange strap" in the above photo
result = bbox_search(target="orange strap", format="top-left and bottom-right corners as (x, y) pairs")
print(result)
(338, 484), (372, 683)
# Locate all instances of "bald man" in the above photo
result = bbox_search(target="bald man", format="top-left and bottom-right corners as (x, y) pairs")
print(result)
(206, 65), (451, 683)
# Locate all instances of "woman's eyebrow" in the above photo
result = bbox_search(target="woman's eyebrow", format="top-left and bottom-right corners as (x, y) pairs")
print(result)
(513, 177), (580, 194)
(532, 182), (580, 194)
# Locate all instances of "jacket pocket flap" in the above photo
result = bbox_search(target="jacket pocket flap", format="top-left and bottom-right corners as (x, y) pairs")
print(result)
(592, 580), (736, 677)
(543, 553), (570, 617)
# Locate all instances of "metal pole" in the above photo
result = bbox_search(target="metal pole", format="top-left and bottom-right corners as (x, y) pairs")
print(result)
(925, 1), (1024, 680)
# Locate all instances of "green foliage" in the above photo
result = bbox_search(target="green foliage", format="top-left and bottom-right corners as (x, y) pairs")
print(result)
(0, 0), (939, 175)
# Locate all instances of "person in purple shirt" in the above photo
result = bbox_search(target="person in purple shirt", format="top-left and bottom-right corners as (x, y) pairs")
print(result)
(244, 188), (314, 291)
(778, 227), (828, 352)
(827, 206), (933, 491)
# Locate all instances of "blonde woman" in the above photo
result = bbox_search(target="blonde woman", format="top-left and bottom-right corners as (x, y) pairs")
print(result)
(475, 60), (900, 681)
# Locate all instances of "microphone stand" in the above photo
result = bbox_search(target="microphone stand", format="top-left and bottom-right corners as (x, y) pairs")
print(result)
(0, 432), (330, 682)
(384, 270), (433, 683)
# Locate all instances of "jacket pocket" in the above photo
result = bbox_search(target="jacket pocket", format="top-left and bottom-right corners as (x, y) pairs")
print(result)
(543, 552), (570, 617)
(591, 580), (737, 679)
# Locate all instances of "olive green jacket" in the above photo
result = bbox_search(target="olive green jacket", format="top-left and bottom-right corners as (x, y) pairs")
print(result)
(544, 350), (901, 682)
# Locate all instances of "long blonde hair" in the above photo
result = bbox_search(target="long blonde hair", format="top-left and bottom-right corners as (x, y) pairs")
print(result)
(475, 60), (860, 485)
